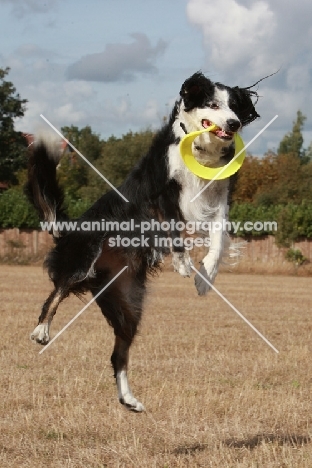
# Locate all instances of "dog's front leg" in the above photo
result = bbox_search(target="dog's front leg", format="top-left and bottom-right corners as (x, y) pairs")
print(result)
(172, 232), (193, 278)
(172, 246), (193, 277)
(194, 212), (226, 296)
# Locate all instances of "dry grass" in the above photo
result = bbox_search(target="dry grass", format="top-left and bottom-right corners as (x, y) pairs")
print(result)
(1, 265), (312, 467)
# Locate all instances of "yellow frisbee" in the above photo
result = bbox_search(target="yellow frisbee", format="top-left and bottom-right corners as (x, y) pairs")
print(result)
(179, 124), (246, 180)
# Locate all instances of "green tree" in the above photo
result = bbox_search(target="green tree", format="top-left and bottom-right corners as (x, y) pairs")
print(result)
(305, 141), (312, 161)
(0, 67), (28, 184)
(277, 110), (306, 160)
(61, 125), (102, 162)
(56, 151), (89, 201)
(99, 129), (154, 188)
(57, 125), (104, 202)
(77, 129), (155, 201)
(0, 187), (39, 228)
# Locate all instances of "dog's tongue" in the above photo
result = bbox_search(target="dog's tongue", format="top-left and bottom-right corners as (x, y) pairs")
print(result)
(202, 120), (223, 134)
(215, 128), (229, 138)
(202, 120), (231, 138)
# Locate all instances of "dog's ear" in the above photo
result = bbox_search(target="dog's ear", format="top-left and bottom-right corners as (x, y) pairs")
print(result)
(230, 87), (260, 126)
(180, 72), (214, 112)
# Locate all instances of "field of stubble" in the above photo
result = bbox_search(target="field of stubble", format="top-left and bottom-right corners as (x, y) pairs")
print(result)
(1, 264), (312, 467)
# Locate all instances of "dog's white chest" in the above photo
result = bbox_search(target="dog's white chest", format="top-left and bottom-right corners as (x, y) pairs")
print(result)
(167, 144), (228, 224)
(179, 178), (227, 223)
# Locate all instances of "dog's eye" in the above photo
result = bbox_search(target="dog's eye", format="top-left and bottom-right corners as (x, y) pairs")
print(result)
(210, 102), (219, 109)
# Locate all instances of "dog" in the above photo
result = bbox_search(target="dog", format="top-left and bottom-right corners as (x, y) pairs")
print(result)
(26, 71), (259, 412)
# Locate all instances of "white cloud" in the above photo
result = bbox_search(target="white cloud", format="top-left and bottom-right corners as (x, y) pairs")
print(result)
(186, 0), (312, 82)
(66, 33), (168, 83)
(0, 0), (60, 17)
(14, 79), (94, 133)
(143, 99), (159, 121)
(62, 81), (95, 100)
(186, 0), (312, 151)
(13, 75), (164, 139)
(187, 0), (276, 79)
(286, 65), (311, 92)
(2, 40), (164, 139)
(54, 103), (86, 124)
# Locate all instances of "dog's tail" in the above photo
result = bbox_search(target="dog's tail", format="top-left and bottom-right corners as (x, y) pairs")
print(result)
(25, 134), (68, 237)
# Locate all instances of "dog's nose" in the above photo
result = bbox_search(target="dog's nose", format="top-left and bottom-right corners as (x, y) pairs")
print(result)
(226, 119), (241, 132)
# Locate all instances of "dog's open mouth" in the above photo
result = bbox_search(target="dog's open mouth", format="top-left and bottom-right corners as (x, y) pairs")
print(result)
(202, 119), (234, 140)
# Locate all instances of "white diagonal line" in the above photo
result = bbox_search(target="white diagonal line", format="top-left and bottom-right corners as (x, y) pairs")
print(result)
(191, 265), (279, 353)
(190, 115), (279, 203)
(40, 114), (129, 203)
(39, 266), (128, 354)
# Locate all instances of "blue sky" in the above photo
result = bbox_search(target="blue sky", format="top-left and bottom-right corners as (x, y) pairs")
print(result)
(1, 0), (312, 156)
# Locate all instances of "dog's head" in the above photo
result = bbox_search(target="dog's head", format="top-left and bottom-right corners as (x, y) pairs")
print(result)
(178, 72), (259, 163)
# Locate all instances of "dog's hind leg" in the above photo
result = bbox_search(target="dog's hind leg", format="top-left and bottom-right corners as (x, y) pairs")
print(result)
(30, 287), (65, 345)
(111, 335), (145, 412)
(93, 269), (145, 412)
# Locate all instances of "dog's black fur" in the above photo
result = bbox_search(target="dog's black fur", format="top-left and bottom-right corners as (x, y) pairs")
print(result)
(26, 72), (259, 411)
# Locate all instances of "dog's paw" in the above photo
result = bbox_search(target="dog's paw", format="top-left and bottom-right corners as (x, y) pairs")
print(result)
(30, 323), (50, 345)
(172, 251), (193, 277)
(119, 394), (145, 412)
(194, 264), (214, 296)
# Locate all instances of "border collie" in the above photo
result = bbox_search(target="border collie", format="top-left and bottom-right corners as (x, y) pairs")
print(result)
(26, 72), (259, 411)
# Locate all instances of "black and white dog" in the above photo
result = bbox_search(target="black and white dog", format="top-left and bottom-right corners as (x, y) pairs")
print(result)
(26, 72), (259, 411)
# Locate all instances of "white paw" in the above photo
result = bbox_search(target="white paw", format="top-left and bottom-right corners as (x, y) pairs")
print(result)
(172, 251), (193, 277)
(194, 261), (219, 296)
(30, 323), (50, 345)
(194, 265), (212, 295)
(119, 393), (145, 412)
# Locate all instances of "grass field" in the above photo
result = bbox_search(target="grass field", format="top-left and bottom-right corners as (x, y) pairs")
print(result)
(1, 265), (312, 467)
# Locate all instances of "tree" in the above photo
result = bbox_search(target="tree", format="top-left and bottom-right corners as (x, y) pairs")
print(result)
(50, 126), (154, 205)
(232, 151), (312, 206)
(277, 110), (306, 160)
(305, 141), (312, 161)
(57, 125), (104, 202)
(56, 149), (89, 201)
(61, 125), (102, 163)
(100, 130), (154, 188)
(70, 129), (155, 202)
(231, 153), (278, 204)
(0, 67), (28, 184)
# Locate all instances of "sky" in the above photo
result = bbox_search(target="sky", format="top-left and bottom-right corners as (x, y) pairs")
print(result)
(1, 0), (312, 156)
